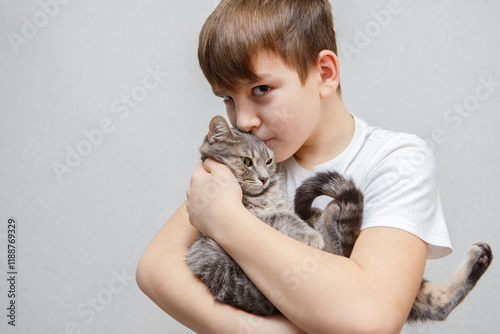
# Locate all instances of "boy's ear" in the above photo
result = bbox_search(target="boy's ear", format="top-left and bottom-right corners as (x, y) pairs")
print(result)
(316, 50), (340, 98)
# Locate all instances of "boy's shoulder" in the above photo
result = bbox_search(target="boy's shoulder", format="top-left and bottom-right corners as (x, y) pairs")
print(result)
(280, 115), (435, 184)
(355, 115), (429, 151)
(354, 115), (433, 164)
(338, 115), (436, 183)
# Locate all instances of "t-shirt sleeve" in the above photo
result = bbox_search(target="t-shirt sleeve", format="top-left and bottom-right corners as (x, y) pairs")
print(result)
(360, 135), (453, 259)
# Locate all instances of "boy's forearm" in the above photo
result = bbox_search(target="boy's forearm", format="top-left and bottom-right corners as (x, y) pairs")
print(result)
(136, 203), (306, 334)
(212, 208), (360, 332)
(214, 207), (426, 334)
(136, 204), (233, 334)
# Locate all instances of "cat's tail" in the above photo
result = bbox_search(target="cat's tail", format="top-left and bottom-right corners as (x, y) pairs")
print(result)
(408, 242), (493, 323)
(294, 171), (364, 257)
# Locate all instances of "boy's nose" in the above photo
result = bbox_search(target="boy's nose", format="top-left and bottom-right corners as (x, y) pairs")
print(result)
(235, 100), (261, 132)
(236, 109), (261, 133)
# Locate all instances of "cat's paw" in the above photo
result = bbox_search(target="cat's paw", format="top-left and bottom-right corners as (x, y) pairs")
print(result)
(322, 202), (341, 226)
(297, 230), (324, 250)
(467, 242), (493, 280)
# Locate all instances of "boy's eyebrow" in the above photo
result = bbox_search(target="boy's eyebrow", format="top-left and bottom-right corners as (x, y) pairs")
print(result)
(212, 86), (236, 96)
(212, 88), (223, 96)
(211, 73), (275, 96)
(253, 72), (274, 82)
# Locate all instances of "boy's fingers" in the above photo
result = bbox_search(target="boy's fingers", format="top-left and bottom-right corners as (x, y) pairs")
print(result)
(201, 158), (219, 172)
(190, 162), (206, 179)
(203, 158), (233, 177)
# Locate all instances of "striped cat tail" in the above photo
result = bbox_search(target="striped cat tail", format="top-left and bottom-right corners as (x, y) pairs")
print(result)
(294, 171), (364, 257)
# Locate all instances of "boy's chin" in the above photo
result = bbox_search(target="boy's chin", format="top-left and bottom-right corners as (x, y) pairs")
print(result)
(273, 151), (293, 164)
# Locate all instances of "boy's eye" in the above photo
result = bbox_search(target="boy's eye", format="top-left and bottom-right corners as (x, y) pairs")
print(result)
(222, 96), (233, 102)
(265, 158), (273, 166)
(252, 85), (271, 96)
(241, 157), (253, 167)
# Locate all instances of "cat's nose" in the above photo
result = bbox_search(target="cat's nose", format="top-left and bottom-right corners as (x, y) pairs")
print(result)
(259, 177), (268, 184)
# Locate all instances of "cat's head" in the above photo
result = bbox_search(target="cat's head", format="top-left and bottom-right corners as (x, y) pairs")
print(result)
(200, 116), (277, 196)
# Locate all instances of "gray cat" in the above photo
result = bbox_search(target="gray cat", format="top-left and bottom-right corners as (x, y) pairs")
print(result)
(186, 115), (492, 322)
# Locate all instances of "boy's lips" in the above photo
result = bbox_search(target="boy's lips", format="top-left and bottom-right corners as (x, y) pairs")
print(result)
(263, 139), (272, 146)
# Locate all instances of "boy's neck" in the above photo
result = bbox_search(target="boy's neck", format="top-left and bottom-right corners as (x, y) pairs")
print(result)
(294, 94), (354, 171)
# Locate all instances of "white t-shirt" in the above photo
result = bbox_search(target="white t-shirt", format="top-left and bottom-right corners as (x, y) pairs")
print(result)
(279, 115), (453, 259)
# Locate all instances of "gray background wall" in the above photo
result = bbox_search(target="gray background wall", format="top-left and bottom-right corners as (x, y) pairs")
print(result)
(1, 0), (498, 333)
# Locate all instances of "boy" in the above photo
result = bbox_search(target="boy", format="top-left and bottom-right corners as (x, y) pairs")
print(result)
(137, 0), (452, 333)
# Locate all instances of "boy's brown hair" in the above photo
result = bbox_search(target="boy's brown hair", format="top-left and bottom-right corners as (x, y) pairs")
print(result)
(198, 0), (339, 93)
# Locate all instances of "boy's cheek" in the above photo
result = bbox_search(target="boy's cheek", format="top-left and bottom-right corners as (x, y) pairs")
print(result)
(226, 111), (237, 128)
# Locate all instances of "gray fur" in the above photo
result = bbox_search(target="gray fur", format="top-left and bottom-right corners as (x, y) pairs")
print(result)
(188, 116), (325, 315)
(408, 242), (492, 322)
(186, 115), (493, 321)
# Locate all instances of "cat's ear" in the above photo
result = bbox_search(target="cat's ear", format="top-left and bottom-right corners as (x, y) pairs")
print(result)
(208, 116), (235, 143)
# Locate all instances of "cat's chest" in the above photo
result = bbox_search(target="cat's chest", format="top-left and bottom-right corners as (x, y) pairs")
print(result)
(243, 186), (293, 217)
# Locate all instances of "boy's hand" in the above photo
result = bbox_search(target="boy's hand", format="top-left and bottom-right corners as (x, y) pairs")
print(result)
(186, 158), (243, 237)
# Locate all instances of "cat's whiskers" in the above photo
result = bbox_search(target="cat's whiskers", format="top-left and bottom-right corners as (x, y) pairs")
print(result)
(245, 179), (263, 189)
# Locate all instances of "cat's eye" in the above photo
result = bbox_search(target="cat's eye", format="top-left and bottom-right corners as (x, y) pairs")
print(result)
(252, 85), (271, 96)
(241, 157), (253, 167)
(266, 159), (273, 166)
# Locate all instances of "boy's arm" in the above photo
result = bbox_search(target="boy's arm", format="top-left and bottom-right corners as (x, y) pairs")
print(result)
(136, 202), (307, 334)
(193, 203), (427, 334)
(188, 159), (428, 334)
